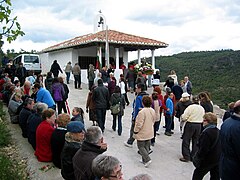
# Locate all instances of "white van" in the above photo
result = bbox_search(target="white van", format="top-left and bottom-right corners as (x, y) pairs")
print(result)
(13, 54), (42, 74)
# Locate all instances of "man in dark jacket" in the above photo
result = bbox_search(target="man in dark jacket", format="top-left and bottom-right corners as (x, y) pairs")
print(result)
(175, 92), (192, 135)
(192, 112), (221, 180)
(92, 79), (109, 132)
(16, 62), (27, 86)
(124, 83), (148, 147)
(50, 60), (63, 78)
(19, 97), (34, 138)
(220, 100), (240, 180)
(27, 102), (48, 150)
(73, 126), (107, 180)
(184, 76), (192, 95)
(172, 83), (183, 101)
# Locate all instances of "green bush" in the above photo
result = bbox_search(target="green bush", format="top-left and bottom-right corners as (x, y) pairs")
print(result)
(0, 101), (10, 147)
(0, 101), (6, 117)
(0, 154), (25, 180)
(0, 101), (27, 179)
(0, 121), (11, 148)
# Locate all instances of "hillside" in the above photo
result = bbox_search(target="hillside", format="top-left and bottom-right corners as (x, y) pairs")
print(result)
(152, 50), (240, 109)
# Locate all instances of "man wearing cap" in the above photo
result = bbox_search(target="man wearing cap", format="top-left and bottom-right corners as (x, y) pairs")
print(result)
(61, 121), (85, 180)
(73, 126), (107, 180)
(175, 92), (192, 135)
(180, 96), (205, 162)
(220, 100), (240, 179)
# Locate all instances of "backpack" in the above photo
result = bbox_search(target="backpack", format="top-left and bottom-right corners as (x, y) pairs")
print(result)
(110, 103), (120, 115)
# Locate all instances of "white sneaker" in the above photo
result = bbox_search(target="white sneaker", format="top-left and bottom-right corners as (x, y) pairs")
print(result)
(144, 160), (152, 168)
(124, 142), (133, 148)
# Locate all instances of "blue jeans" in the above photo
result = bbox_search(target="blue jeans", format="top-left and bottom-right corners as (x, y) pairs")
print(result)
(96, 108), (107, 132)
(112, 114), (122, 135)
(151, 121), (160, 143)
(165, 114), (173, 133)
(128, 81), (134, 89)
(66, 72), (70, 83)
(74, 75), (80, 88)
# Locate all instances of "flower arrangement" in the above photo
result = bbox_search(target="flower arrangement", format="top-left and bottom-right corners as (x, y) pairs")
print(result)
(134, 62), (154, 75)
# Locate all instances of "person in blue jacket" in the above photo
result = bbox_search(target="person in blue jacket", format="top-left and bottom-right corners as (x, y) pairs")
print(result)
(34, 83), (56, 110)
(220, 100), (240, 180)
(124, 83), (148, 147)
(165, 93), (174, 136)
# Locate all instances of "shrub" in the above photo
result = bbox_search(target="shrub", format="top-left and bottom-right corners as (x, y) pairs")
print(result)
(0, 154), (25, 180)
(0, 121), (11, 148)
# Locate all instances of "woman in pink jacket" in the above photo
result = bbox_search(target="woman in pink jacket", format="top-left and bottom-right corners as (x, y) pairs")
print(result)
(133, 95), (156, 168)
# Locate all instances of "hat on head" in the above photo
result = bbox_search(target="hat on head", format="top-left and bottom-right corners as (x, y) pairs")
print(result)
(67, 121), (85, 133)
(234, 100), (240, 108)
(182, 92), (190, 98)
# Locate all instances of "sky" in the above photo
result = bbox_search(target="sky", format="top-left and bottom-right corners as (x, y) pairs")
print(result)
(2, 0), (240, 60)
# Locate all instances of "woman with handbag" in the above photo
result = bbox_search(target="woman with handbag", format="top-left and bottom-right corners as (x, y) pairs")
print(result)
(109, 86), (125, 136)
(192, 112), (221, 180)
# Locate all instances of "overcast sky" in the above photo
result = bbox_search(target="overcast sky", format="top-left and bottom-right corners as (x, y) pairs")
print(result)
(2, 0), (240, 60)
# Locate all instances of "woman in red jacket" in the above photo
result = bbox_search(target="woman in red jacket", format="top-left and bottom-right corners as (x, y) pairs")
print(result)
(35, 108), (56, 162)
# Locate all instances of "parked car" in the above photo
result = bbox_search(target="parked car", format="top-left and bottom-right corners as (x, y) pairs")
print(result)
(13, 54), (42, 75)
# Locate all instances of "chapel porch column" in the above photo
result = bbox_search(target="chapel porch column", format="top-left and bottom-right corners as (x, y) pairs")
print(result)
(151, 49), (155, 69)
(138, 49), (141, 65)
(114, 47), (122, 83)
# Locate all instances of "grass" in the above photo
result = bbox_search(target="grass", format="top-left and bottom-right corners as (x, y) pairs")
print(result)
(0, 101), (27, 179)
(0, 121), (11, 148)
(0, 153), (25, 180)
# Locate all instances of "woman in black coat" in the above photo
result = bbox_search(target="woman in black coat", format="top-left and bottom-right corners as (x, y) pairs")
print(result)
(198, 92), (213, 113)
(192, 112), (221, 180)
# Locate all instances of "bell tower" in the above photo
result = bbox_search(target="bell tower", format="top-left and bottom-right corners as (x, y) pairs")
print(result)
(94, 10), (106, 32)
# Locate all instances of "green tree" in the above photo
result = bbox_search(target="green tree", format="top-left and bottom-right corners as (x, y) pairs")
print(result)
(0, 0), (25, 43)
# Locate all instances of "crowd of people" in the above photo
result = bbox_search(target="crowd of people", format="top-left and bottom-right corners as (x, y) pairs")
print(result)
(0, 59), (239, 180)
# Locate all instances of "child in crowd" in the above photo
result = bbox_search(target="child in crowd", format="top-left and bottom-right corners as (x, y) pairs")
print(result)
(13, 80), (21, 91)
(151, 91), (161, 146)
(35, 74), (44, 87)
(71, 107), (84, 124)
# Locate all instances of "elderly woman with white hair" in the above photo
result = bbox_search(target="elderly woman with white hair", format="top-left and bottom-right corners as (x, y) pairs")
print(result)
(8, 92), (23, 124)
(92, 154), (123, 180)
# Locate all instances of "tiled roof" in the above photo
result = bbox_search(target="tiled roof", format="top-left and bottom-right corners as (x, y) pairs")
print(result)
(42, 29), (168, 52)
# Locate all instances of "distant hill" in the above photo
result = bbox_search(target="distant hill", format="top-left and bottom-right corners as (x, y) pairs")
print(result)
(141, 50), (240, 109)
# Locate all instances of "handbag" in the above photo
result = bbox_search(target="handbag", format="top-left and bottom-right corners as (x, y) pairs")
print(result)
(110, 103), (120, 115)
